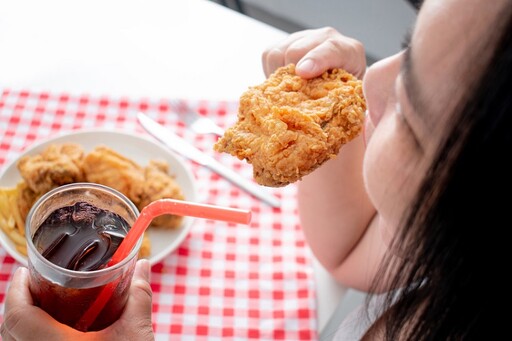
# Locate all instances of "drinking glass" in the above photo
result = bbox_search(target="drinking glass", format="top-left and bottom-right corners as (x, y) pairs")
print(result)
(25, 183), (142, 332)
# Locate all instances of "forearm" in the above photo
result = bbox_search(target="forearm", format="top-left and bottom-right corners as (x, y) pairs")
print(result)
(298, 135), (375, 279)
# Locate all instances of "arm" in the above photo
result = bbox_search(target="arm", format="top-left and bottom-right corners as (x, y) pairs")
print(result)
(262, 28), (388, 292)
(298, 136), (387, 292)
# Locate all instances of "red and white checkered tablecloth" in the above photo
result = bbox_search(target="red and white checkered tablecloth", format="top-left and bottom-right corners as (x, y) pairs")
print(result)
(0, 89), (317, 340)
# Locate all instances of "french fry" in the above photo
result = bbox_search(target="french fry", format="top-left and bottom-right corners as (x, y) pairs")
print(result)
(0, 187), (18, 229)
(6, 226), (25, 245)
(15, 243), (27, 256)
(0, 185), (28, 255)
(0, 214), (15, 232)
(13, 183), (26, 234)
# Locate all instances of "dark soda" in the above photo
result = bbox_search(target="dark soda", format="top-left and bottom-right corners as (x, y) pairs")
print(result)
(29, 201), (133, 331)
(32, 201), (129, 271)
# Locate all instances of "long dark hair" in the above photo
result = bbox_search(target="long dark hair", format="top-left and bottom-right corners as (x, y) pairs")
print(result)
(369, 5), (512, 341)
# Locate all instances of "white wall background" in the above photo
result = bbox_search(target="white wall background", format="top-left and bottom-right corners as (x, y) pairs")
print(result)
(241, 0), (418, 61)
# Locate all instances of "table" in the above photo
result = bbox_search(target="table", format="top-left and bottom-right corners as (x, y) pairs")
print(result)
(0, 0), (281, 102)
(0, 0), (347, 337)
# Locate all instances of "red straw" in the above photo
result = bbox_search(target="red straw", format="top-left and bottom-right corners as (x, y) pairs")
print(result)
(77, 199), (251, 331)
(110, 199), (251, 266)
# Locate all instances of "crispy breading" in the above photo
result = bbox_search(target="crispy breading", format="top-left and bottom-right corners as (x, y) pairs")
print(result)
(214, 64), (366, 187)
(16, 181), (40, 225)
(82, 146), (145, 205)
(17, 143), (85, 193)
(136, 159), (185, 229)
(83, 146), (185, 229)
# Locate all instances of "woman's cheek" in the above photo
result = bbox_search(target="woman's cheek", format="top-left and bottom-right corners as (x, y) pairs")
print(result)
(362, 115), (402, 222)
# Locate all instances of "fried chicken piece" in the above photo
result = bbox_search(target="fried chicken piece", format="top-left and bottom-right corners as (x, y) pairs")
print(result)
(82, 146), (145, 204)
(83, 147), (185, 229)
(135, 160), (185, 229)
(16, 181), (40, 224)
(214, 64), (366, 187)
(17, 143), (85, 194)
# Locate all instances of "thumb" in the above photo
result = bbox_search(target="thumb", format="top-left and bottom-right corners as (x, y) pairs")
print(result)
(133, 258), (151, 287)
(295, 38), (366, 79)
(120, 259), (153, 326)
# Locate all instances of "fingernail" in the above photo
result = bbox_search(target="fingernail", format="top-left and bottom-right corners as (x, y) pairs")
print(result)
(296, 59), (316, 74)
(17, 266), (28, 276)
(138, 259), (151, 281)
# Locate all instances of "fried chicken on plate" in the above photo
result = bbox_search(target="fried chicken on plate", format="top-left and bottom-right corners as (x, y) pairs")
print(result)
(135, 159), (185, 228)
(12, 143), (187, 258)
(18, 143), (85, 194)
(19, 144), (185, 230)
(82, 146), (145, 206)
(82, 146), (184, 228)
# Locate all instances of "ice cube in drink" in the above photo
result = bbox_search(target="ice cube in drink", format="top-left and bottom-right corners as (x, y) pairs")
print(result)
(32, 201), (129, 271)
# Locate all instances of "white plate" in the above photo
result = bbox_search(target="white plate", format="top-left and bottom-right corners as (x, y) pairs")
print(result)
(0, 129), (198, 266)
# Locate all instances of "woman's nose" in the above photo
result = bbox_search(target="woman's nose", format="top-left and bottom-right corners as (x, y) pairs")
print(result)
(363, 53), (403, 127)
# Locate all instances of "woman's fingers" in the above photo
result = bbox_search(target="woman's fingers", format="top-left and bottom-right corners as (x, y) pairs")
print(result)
(262, 29), (327, 77)
(296, 37), (366, 78)
(0, 267), (29, 340)
(1, 261), (155, 340)
(262, 47), (286, 78)
(1, 267), (70, 340)
(3, 267), (32, 307)
(262, 27), (366, 79)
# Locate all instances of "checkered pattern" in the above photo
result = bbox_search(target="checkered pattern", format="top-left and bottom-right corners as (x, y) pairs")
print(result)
(0, 89), (318, 340)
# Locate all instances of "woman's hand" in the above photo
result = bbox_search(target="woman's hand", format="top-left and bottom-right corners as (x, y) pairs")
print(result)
(262, 27), (366, 79)
(0, 259), (154, 341)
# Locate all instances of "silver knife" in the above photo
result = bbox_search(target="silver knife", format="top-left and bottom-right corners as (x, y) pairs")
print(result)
(137, 112), (281, 208)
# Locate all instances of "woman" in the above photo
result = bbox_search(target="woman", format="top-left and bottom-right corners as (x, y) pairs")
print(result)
(2, 0), (511, 339)
(268, 0), (510, 339)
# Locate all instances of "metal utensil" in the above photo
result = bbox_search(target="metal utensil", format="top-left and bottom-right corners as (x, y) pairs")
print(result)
(170, 99), (225, 137)
(137, 112), (281, 208)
